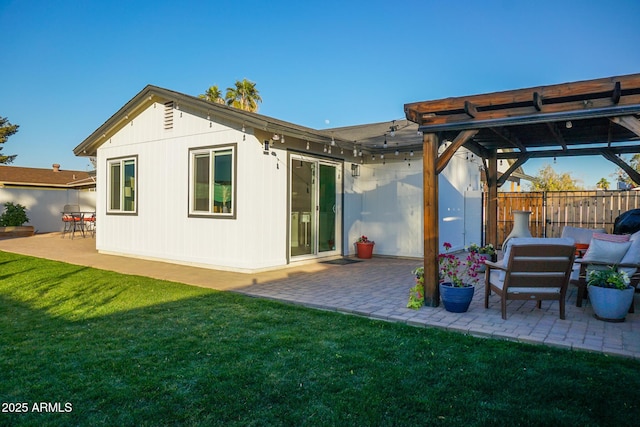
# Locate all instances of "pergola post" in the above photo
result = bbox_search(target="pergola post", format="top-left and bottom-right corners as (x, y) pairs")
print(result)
(423, 132), (440, 306)
(486, 150), (498, 248)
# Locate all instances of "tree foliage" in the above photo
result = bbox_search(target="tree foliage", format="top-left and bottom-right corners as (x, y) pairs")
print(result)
(199, 79), (262, 112)
(0, 116), (19, 164)
(528, 164), (583, 191)
(615, 154), (640, 187)
(198, 85), (225, 104)
(596, 177), (610, 190)
(225, 79), (262, 112)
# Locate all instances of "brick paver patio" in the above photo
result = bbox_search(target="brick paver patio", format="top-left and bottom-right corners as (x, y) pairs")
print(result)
(1, 233), (638, 359)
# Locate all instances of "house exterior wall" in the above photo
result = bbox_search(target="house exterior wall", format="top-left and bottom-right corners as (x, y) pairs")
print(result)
(0, 188), (95, 233)
(343, 149), (482, 257)
(91, 97), (483, 271)
(95, 101), (289, 272)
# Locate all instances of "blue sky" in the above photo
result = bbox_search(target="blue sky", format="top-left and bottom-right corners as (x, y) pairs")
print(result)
(2, 0), (639, 188)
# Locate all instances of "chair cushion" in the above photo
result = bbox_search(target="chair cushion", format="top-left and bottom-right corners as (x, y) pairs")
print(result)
(560, 226), (606, 244)
(489, 270), (561, 294)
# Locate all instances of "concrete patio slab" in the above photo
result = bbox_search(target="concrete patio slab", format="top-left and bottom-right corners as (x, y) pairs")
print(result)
(1, 233), (638, 359)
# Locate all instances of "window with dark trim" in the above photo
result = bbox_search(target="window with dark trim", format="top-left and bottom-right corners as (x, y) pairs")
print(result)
(107, 156), (137, 214)
(189, 144), (235, 218)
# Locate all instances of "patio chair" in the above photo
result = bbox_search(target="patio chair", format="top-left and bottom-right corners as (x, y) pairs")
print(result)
(61, 204), (82, 239)
(484, 243), (576, 320)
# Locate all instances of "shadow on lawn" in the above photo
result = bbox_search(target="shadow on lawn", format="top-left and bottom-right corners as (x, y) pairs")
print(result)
(1, 254), (640, 426)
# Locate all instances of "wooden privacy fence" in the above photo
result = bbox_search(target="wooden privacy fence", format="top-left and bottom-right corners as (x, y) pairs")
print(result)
(493, 190), (640, 247)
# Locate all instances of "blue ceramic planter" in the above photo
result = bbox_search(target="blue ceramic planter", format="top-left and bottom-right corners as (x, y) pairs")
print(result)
(589, 285), (634, 322)
(440, 282), (475, 313)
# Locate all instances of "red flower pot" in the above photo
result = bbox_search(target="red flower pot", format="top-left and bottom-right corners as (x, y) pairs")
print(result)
(356, 242), (374, 259)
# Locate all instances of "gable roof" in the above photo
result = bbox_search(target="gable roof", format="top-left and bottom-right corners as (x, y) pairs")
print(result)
(74, 85), (430, 160)
(74, 85), (353, 158)
(0, 165), (95, 189)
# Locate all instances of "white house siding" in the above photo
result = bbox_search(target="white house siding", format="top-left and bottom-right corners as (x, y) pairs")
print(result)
(0, 188), (95, 233)
(344, 149), (482, 258)
(96, 102), (288, 272)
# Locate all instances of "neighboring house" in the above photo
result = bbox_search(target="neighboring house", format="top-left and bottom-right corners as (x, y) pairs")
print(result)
(0, 164), (96, 233)
(74, 85), (485, 272)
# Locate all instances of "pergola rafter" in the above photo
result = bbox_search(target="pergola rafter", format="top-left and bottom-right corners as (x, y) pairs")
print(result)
(405, 73), (640, 307)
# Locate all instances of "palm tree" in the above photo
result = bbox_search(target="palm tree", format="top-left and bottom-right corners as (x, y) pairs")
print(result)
(596, 177), (610, 190)
(225, 79), (262, 112)
(198, 86), (225, 104)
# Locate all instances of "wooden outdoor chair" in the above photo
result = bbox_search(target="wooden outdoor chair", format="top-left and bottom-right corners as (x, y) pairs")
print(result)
(484, 244), (576, 320)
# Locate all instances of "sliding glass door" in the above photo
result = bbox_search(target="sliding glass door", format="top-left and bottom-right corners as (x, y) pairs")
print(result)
(290, 155), (341, 259)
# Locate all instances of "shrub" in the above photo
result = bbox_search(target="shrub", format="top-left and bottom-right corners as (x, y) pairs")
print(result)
(0, 202), (30, 226)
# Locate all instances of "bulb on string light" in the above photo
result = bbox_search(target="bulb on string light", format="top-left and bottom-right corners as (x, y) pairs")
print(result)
(306, 141), (310, 150)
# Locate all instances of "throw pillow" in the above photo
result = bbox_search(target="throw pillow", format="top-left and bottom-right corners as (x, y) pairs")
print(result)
(582, 238), (632, 264)
(560, 226), (606, 244)
(619, 237), (640, 276)
(592, 232), (630, 243)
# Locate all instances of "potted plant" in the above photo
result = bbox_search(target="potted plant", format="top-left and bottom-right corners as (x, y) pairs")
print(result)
(0, 202), (34, 238)
(587, 266), (635, 322)
(467, 242), (497, 262)
(467, 243), (496, 272)
(355, 235), (375, 259)
(407, 266), (424, 309)
(438, 242), (484, 313)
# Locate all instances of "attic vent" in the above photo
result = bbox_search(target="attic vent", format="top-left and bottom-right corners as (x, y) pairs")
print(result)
(164, 101), (174, 129)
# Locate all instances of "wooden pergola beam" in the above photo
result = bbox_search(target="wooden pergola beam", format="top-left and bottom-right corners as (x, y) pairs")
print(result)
(488, 127), (527, 152)
(496, 154), (532, 187)
(423, 132), (440, 307)
(601, 150), (640, 186)
(611, 115), (640, 137)
(405, 74), (640, 116)
(495, 144), (640, 159)
(545, 122), (568, 151)
(436, 130), (479, 174)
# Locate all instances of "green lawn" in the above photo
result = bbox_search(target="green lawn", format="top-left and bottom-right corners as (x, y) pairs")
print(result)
(1, 251), (639, 426)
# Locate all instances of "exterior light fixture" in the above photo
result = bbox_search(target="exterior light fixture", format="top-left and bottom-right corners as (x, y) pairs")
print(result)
(566, 121), (572, 129)
(331, 136), (336, 146)
(263, 140), (270, 153)
(280, 135), (285, 143)
(383, 134), (388, 148)
(272, 134), (280, 141)
(389, 120), (397, 137)
(351, 164), (360, 177)
(306, 141), (310, 150)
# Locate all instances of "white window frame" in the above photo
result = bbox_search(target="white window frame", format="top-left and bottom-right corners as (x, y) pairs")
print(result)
(106, 156), (138, 215)
(188, 144), (236, 219)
